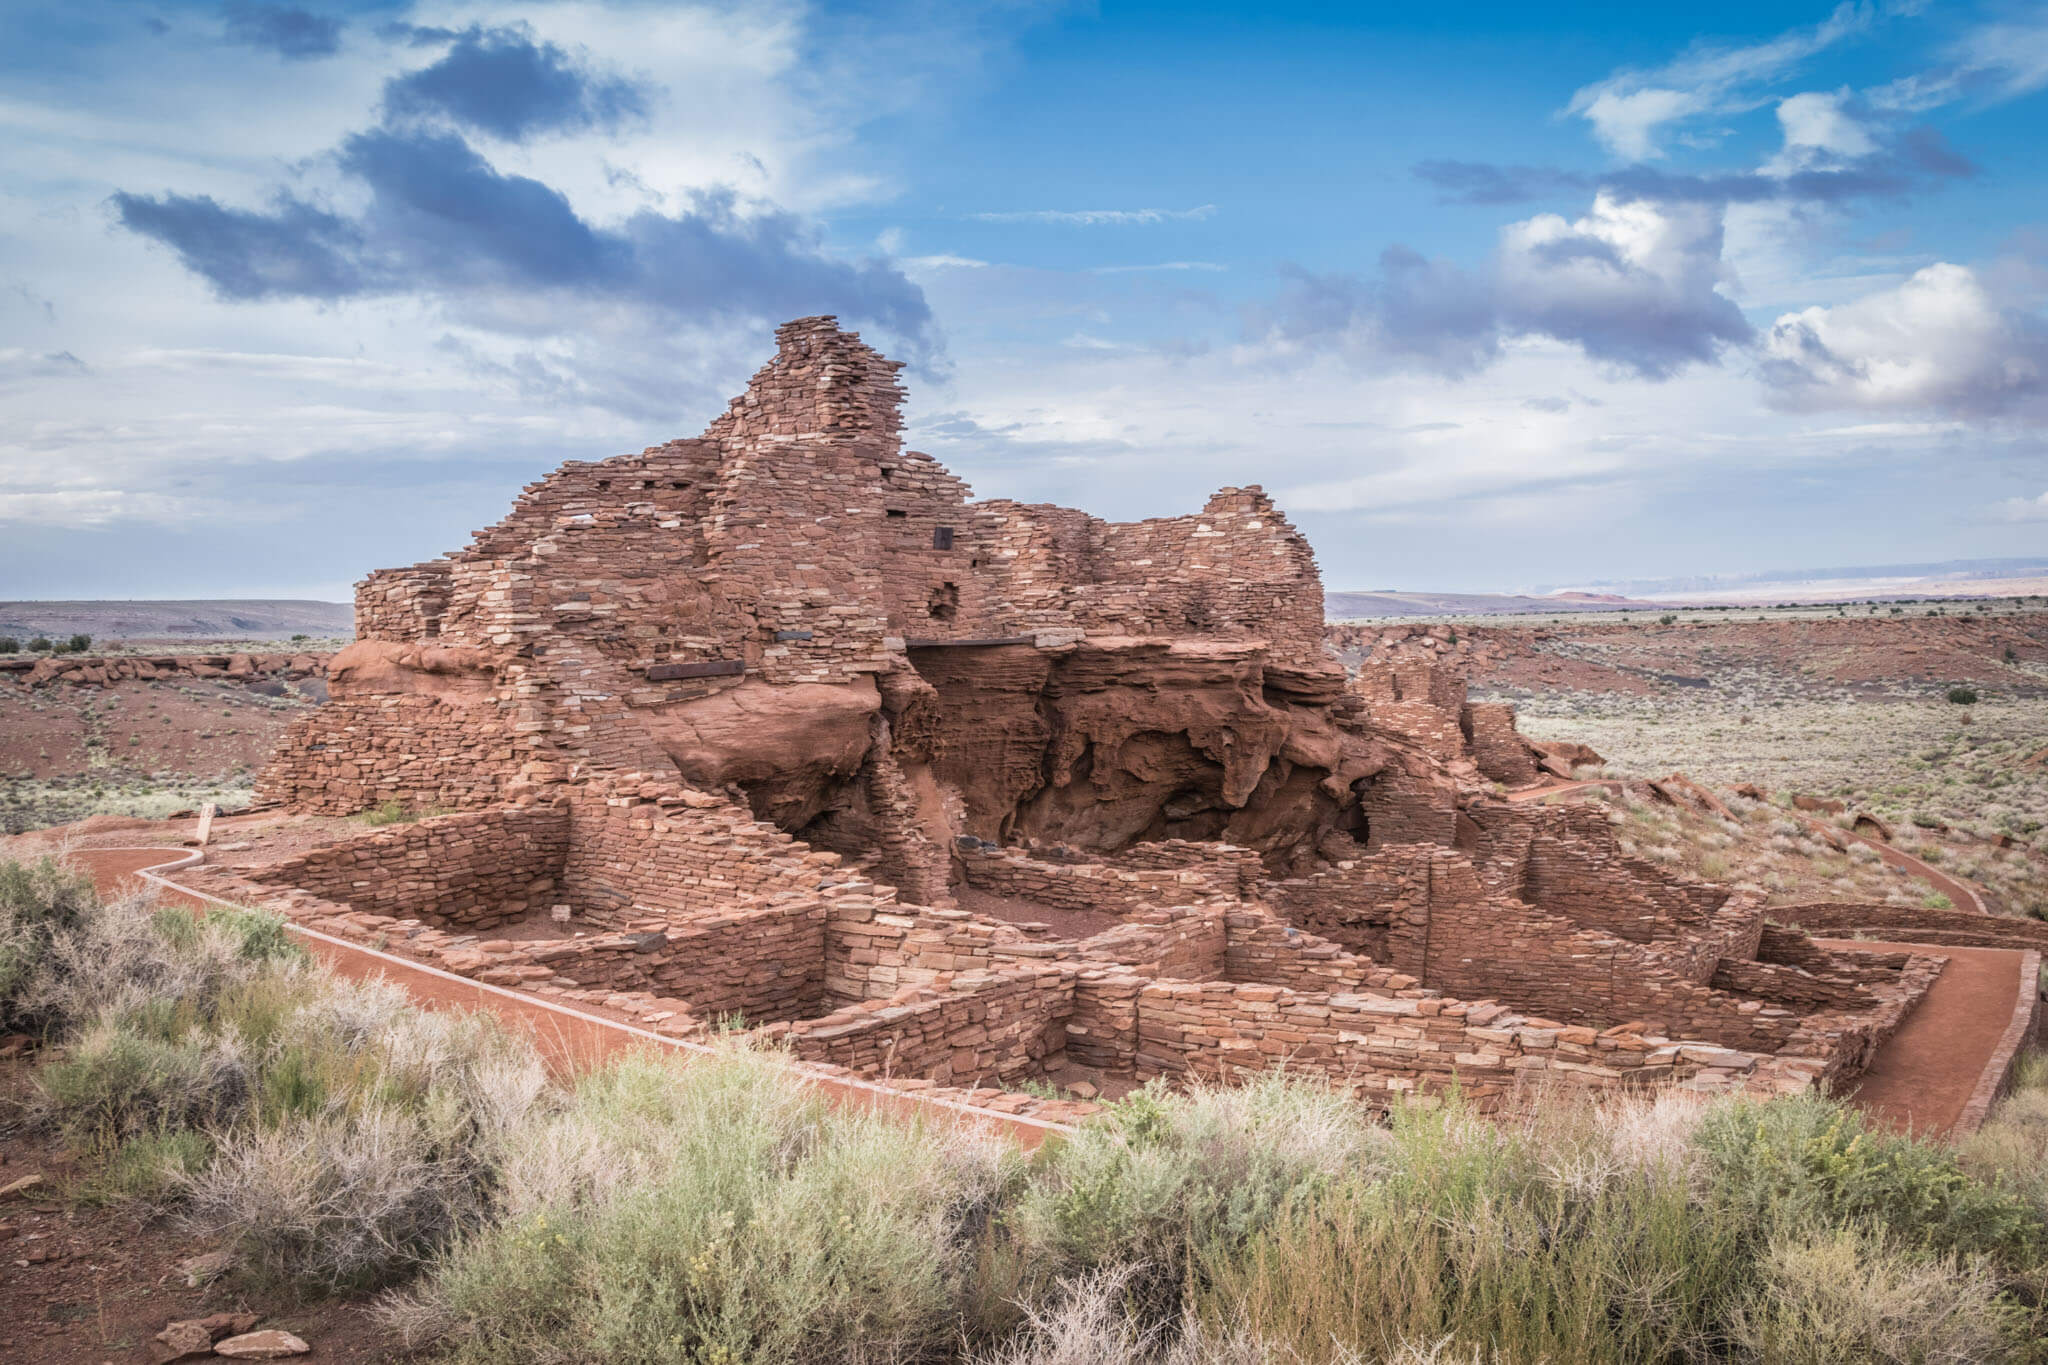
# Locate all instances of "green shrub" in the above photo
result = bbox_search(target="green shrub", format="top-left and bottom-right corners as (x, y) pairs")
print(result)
(1948, 686), (1980, 704)
(1694, 1095), (2040, 1262)
(0, 636), (16, 654)
(27, 636), (51, 651)
(0, 856), (100, 1028)
(1726, 1227), (2028, 1364)
(360, 799), (413, 827)
(384, 1043), (1009, 1364)
(1009, 1071), (1375, 1320)
(68, 633), (91, 654)
(78, 1127), (213, 1207)
(34, 1021), (251, 1145)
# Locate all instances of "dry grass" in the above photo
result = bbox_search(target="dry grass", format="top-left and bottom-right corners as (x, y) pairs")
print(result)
(12, 856), (2048, 1363)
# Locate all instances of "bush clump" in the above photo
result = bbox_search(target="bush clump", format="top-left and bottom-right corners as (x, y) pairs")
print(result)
(1948, 686), (1981, 704)
(13, 856), (2048, 1363)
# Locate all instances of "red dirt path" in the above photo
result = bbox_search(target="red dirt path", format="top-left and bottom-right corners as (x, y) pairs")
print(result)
(1818, 938), (2023, 1138)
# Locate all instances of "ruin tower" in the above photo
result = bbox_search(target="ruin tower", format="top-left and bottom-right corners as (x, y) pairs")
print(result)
(260, 317), (1355, 870)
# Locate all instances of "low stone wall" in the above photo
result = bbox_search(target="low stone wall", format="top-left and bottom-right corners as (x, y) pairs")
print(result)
(774, 968), (1074, 1084)
(1956, 951), (2044, 1137)
(956, 842), (1241, 917)
(243, 804), (568, 929)
(258, 693), (520, 814)
(560, 776), (835, 924)
(456, 899), (831, 1024)
(1129, 981), (1748, 1109)
(1222, 909), (1409, 993)
(1773, 901), (2048, 953)
(2, 651), (328, 687)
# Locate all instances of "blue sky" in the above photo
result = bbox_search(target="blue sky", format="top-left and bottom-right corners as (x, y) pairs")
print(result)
(2, 0), (2044, 599)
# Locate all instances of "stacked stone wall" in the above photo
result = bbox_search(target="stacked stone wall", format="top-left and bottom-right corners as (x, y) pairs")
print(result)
(243, 805), (568, 929)
(257, 694), (521, 815)
(776, 968), (1074, 1084)
(1130, 982), (1725, 1109)
(1773, 902), (2048, 953)
(1461, 702), (1539, 786)
(1221, 910), (1407, 993)
(956, 843), (1241, 917)
(558, 777), (836, 925)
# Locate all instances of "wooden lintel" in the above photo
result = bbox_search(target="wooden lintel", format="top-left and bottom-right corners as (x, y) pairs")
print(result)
(645, 659), (745, 681)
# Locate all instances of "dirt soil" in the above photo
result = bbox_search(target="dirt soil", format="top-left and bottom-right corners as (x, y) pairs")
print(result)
(0, 1060), (404, 1364)
(0, 676), (318, 834)
(953, 885), (1122, 939)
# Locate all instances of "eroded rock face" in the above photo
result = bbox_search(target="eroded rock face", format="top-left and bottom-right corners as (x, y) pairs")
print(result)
(904, 638), (1379, 860)
(640, 677), (880, 828)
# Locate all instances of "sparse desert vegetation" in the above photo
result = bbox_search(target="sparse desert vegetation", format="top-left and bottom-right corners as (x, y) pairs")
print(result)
(7, 858), (2048, 1364)
(0, 673), (319, 833)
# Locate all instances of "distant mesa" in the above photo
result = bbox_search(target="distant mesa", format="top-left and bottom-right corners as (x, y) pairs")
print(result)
(0, 599), (353, 640)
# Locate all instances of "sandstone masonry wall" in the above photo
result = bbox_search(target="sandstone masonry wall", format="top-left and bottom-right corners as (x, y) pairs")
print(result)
(244, 805), (568, 929)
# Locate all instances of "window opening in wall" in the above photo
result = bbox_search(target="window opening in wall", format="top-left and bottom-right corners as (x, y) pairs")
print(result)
(880, 468), (894, 481)
(596, 480), (612, 490)
(932, 526), (955, 550)
(886, 508), (908, 519)
(928, 583), (959, 621)
(641, 479), (655, 489)
(670, 481), (689, 489)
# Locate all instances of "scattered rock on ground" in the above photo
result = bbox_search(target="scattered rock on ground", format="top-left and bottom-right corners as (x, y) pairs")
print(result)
(214, 1329), (311, 1359)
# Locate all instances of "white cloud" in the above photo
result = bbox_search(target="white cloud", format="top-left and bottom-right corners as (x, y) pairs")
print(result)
(1563, 3), (1881, 158)
(967, 205), (1217, 226)
(1762, 263), (2048, 418)
(1767, 89), (1878, 169)
(1090, 261), (1226, 274)
(0, 488), (227, 528)
(1993, 491), (2048, 522)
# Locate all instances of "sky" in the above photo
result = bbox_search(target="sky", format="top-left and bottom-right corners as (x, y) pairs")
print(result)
(2, 0), (2046, 600)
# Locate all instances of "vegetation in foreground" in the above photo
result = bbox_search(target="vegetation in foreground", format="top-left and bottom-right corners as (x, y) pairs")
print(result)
(5, 855), (2048, 1363)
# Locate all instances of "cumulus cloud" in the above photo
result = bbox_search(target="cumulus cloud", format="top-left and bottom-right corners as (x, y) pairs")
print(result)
(114, 127), (934, 366)
(1761, 263), (2048, 418)
(1497, 193), (1749, 377)
(381, 23), (648, 141)
(220, 1), (341, 60)
(1249, 193), (1748, 380)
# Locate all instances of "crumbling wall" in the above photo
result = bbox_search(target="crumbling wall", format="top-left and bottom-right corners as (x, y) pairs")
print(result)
(1461, 702), (1539, 787)
(1259, 845), (1430, 957)
(243, 804), (568, 929)
(257, 693), (522, 815)
(776, 968), (1074, 1084)
(955, 843), (1240, 917)
(1221, 910), (1407, 993)
(1130, 982), (1716, 1108)
(1068, 488), (1328, 661)
(557, 777), (835, 925)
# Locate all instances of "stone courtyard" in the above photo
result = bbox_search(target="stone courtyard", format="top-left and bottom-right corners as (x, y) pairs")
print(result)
(178, 317), (1941, 1126)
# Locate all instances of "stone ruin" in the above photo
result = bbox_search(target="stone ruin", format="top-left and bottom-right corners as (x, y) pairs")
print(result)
(187, 317), (1941, 1125)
